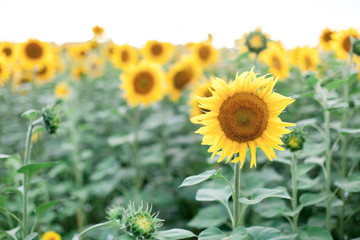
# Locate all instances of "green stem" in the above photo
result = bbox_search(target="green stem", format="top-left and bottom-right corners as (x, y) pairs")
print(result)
(233, 162), (241, 228)
(75, 220), (119, 239)
(23, 121), (34, 238)
(324, 109), (331, 232)
(133, 107), (141, 190)
(290, 152), (299, 233)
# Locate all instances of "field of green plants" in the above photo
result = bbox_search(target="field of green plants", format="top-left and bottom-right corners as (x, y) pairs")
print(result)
(0, 27), (359, 240)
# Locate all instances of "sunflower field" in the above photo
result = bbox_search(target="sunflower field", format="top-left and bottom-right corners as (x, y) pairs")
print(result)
(0, 25), (360, 240)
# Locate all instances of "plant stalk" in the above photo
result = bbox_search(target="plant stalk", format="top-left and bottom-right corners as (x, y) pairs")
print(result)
(233, 162), (241, 228)
(291, 152), (299, 233)
(324, 109), (331, 232)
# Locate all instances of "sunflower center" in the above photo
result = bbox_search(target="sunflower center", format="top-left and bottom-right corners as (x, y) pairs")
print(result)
(25, 42), (43, 59)
(218, 93), (269, 142)
(133, 71), (154, 94)
(19, 78), (30, 84)
(121, 50), (129, 62)
(3, 47), (12, 56)
(151, 44), (163, 56)
(249, 35), (264, 48)
(323, 32), (332, 42)
(199, 46), (210, 60)
(108, 47), (114, 55)
(174, 66), (193, 90)
(342, 36), (351, 52)
(271, 55), (281, 71)
(37, 66), (47, 75)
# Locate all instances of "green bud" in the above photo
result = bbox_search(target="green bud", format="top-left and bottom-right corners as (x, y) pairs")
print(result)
(353, 39), (360, 56)
(283, 128), (306, 152)
(42, 101), (62, 134)
(245, 30), (268, 54)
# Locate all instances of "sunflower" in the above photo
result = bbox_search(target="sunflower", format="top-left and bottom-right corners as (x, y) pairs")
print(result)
(92, 25), (104, 37)
(67, 43), (91, 61)
(13, 68), (33, 91)
(71, 65), (86, 80)
(143, 40), (173, 64)
(0, 57), (10, 85)
(18, 39), (53, 69)
(87, 57), (104, 78)
(55, 82), (70, 99)
(36, 62), (56, 84)
(192, 41), (218, 67)
(259, 42), (289, 80)
(297, 47), (319, 72)
(166, 57), (202, 101)
(192, 68), (295, 167)
(189, 80), (213, 117)
(319, 28), (335, 50)
(41, 231), (61, 240)
(245, 29), (268, 54)
(103, 41), (116, 60)
(0, 42), (16, 63)
(120, 61), (165, 106)
(332, 28), (359, 59)
(112, 44), (137, 69)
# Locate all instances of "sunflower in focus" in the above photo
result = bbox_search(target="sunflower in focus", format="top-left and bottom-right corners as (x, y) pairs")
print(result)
(67, 43), (91, 61)
(120, 61), (165, 106)
(41, 231), (61, 240)
(143, 40), (173, 64)
(319, 28), (335, 50)
(36, 62), (56, 84)
(71, 65), (86, 80)
(166, 57), (201, 101)
(297, 47), (319, 72)
(259, 42), (289, 80)
(192, 68), (295, 167)
(55, 82), (70, 99)
(192, 41), (218, 67)
(0, 57), (10, 85)
(332, 28), (359, 59)
(112, 45), (137, 69)
(189, 81), (213, 117)
(18, 39), (52, 69)
(0, 42), (16, 63)
(92, 25), (104, 37)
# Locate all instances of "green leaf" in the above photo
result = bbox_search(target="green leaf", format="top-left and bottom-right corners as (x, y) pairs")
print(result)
(304, 157), (325, 166)
(335, 174), (360, 192)
(118, 235), (135, 240)
(227, 226), (247, 239)
(198, 227), (224, 240)
(0, 196), (6, 208)
(244, 226), (296, 240)
(297, 176), (320, 190)
(36, 201), (60, 216)
(6, 226), (20, 240)
(24, 233), (38, 240)
(239, 188), (291, 205)
(0, 154), (11, 159)
(305, 75), (319, 88)
(339, 128), (360, 136)
(17, 162), (57, 178)
(299, 193), (327, 207)
(156, 229), (196, 240)
(195, 186), (232, 206)
(179, 169), (222, 188)
(188, 204), (227, 229)
(295, 118), (317, 127)
(297, 163), (316, 176)
(21, 110), (38, 121)
(325, 79), (347, 90)
(255, 199), (287, 218)
(282, 205), (303, 217)
(298, 226), (333, 240)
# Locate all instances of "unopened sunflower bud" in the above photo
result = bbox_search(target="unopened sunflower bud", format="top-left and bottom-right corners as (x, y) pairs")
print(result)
(106, 206), (123, 221)
(245, 30), (268, 54)
(42, 101), (62, 134)
(283, 129), (305, 152)
(353, 39), (360, 56)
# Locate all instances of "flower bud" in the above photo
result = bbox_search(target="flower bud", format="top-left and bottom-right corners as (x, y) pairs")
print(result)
(283, 128), (305, 152)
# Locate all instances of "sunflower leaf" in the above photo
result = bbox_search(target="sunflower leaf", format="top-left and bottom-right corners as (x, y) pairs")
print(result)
(239, 188), (291, 205)
(155, 229), (196, 240)
(179, 169), (222, 188)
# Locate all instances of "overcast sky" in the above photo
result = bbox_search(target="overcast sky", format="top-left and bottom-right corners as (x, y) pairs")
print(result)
(1, 0), (359, 49)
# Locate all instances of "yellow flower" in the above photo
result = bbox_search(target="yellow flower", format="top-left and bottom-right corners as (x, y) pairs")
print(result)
(112, 44), (137, 69)
(192, 68), (295, 167)
(36, 62), (56, 84)
(319, 28), (335, 50)
(41, 231), (61, 240)
(167, 57), (202, 101)
(290, 47), (301, 66)
(189, 80), (213, 117)
(92, 25), (104, 36)
(103, 41), (116, 60)
(192, 41), (218, 67)
(67, 43), (91, 61)
(298, 47), (319, 72)
(143, 40), (173, 64)
(71, 65), (86, 80)
(259, 42), (289, 80)
(331, 28), (359, 59)
(0, 42), (16, 63)
(87, 57), (104, 78)
(0, 57), (10, 85)
(12, 67), (33, 91)
(55, 82), (70, 99)
(120, 61), (165, 106)
(17, 39), (53, 69)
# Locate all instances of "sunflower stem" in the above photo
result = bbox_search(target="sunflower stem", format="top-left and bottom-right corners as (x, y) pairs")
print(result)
(290, 152), (299, 233)
(133, 106), (142, 190)
(324, 108), (332, 232)
(23, 120), (34, 238)
(233, 162), (241, 228)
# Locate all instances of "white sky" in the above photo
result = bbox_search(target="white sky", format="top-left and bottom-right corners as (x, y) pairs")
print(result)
(1, 0), (359, 49)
